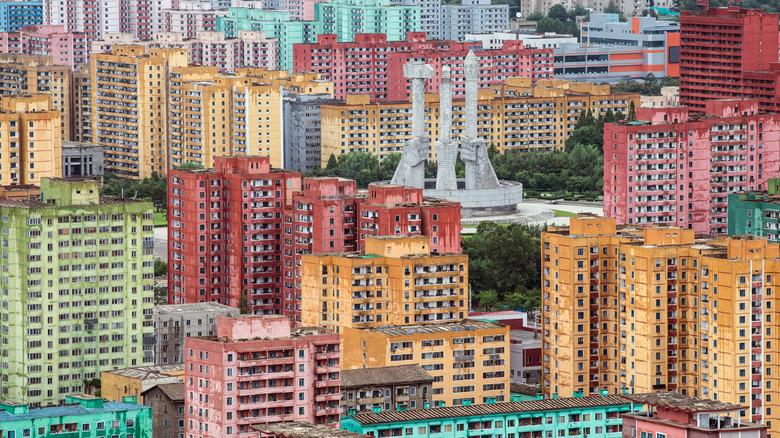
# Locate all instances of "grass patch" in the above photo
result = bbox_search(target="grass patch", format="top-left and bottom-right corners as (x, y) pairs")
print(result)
(154, 210), (167, 227)
(552, 209), (577, 218)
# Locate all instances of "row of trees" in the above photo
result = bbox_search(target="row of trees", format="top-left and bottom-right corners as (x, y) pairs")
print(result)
(101, 163), (203, 210)
(613, 73), (679, 96)
(528, 4), (587, 37)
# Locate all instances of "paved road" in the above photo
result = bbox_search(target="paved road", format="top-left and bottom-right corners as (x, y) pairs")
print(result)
(154, 227), (167, 260)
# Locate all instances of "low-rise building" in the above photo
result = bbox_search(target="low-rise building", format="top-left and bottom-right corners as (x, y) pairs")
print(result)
(640, 86), (679, 108)
(0, 184), (40, 200)
(153, 302), (239, 365)
(141, 383), (185, 438)
(341, 320), (510, 407)
(0, 394), (152, 438)
(101, 365), (185, 402)
(62, 141), (103, 178)
(341, 365), (434, 414)
(253, 422), (370, 438)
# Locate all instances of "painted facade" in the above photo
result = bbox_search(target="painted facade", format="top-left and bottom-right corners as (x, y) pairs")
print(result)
(101, 364), (185, 402)
(0, 178), (155, 406)
(603, 100), (780, 235)
(0, 95), (62, 185)
(301, 235), (468, 332)
(0, 1), (43, 32)
(185, 315), (341, 437)
(728, 191), (780, 240)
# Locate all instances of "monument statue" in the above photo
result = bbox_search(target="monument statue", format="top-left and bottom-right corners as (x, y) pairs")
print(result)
(461, 50), (500, 190)
(435, 66), (457, 190)
(391, 62), (434, 189)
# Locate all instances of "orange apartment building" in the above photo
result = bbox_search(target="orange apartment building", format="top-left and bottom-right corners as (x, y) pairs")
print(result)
(543, 215), (780, 433)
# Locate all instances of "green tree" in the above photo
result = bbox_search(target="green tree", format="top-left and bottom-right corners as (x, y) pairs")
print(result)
(154, 259), (167, 277)
(238, 293), (252, 314)
(173, 162), (205, 170)
(379, 153), (402, 180)
(547, 4), (568, 21)
(476, 289), (499, 311)
(154, 286), (168, 305)
(526, 11), (544, 20)
(628, 101), (636, 121)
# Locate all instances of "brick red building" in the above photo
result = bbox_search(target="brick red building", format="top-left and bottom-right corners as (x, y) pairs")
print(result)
(603, 99), (780, 235)
(185, 315), (340, 437)
(169, 162), (462, 320)
(293, 32), (554, 101)
(680, 7), (779, 111)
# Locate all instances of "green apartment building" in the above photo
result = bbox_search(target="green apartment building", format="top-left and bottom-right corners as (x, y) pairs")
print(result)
(0, 178), (155, 406)
(314, 0), (419, 42)
(0, 394), (152, 438)
(728, 191), (780, 240)
(217, 9), (319, 71)
(341, 394), (643, 438)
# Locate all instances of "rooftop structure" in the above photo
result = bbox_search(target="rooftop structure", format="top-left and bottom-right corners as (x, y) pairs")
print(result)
(101, 365), (185, 402)
(253, 422), (370, 438)
(341, 365), (433, 388)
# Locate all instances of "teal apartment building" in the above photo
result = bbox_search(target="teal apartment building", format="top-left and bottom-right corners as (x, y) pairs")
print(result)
(218, 0), (419, 70)
(727, 192), (780, 240)
(0, 394), (152, 438)
(0, 178), (156, 406)
(341, 394), (642, 438)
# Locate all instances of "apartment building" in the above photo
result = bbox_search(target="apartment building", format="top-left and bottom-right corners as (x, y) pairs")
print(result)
(0, 395), (152, 438)
(153, 302), (239, 365)
(152, 31), (279, 72)
(389, 0), (440, 38)
(0, 1), (43, 32)
(301, 235), (468, 332)
(0, 178), (155, 406)
(141, 383), (185, 438)
(162, 0), (227, 38)
(680, 7), (779, 111)
(283, 92), (338, 173)
(320, 78), (637, 162)
(101, 364), (184, 402)
(728, 191), (780, 241)
(603, 99), (780, 235)
(185, 315), (341, 437)
(0, 53), (72, 140)
(341, 320), (510, 407)
(167, 156), (301, 312)
(440, 0), (508, 41)
(314, 0), (419, 43)
(0, 25), (88, 70)
(542, 215), (780, 431)
(341, 365), (434, 414)
(293, 32), (554, 101)
(0, 95), (62, 185)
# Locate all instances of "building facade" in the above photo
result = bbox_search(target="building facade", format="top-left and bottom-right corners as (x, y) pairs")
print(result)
(162, 0), (227, 39)
(62, 141), (104, 178)
(0, 178), (155, 406)
(440, 0), (508, 41)
(0, 95), (62, 185)
(293, 32), (554, 102)
(0, 25), (89, 70)
(101, 364), (184, 402)
(314, 0), (419, 43)
(679, 7), (779, 111)
(283, 93), (336, 173)
(0, 1), (43, 32)
(341, 365), (434, 414)
(542, 215), (780, 430)
(0, 395), (152, 438)
(728, 192), (780, 241)
(341, 320), (510, 407)
(153, 302), (239, 365)
(141, 383), (185, 438)
(320, 79), (637, 162)
(301, 235), (468, 332)
(185, 315), (341, 437)
(603, 100), (780, 235)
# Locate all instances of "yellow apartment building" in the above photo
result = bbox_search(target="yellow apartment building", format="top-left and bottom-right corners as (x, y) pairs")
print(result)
(300, 235), (468, 332)
(319, 78), (639, 164)
(0, 54), (72, 141)
(341, 319), (510, 408)
(542, 215), (780, 433)
(0, 94), (62, 185)
(101, 364), (185, 403)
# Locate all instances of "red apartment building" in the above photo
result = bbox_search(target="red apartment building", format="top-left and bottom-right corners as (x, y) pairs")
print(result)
(185, 315), (341, 438)
(169, 163), (462, 321)
(167, 156), (301, 312)
(293, 32), (554, 101)
(603, 99), (780, 235)
(680, 7), (780, 111)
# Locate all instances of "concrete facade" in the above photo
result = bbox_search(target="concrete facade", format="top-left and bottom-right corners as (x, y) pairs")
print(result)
(0, 1), (43, 32)
(185, 315), (341, 437)
(101, 364), (185, 402)
(314, 0), (419, 43)
(0, 25), (89, 70)
(153, 302), (239, 365)
(62, 141), (103, 178)
(141, 383), (185, 438)
(283, 93), (336, 173)
(341, 365), (434, 414)
(0, 95), (62, 185)
(727, 191), (780, 241)
(440, 0), (508, 42)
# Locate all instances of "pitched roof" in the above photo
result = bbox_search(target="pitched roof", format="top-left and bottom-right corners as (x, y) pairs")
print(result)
(348, 395), (635, 425)
(142, 383), (185, 402)
(510, 382), (538, 396)
(341, 365), (433, 388)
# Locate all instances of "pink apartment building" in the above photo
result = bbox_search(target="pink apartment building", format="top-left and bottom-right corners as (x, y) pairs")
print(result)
(603, 99), (780, 235)
(0, 25), (88, 70)
(184, 315), (341, 438)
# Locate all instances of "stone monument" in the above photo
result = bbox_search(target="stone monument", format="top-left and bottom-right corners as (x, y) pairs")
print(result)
(435, 65), (457, 190)
(391, 62), (434, 189)
(461, 50), (500, 190)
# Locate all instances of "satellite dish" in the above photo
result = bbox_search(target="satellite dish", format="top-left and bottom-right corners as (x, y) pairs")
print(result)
(516, 12), (522, 17)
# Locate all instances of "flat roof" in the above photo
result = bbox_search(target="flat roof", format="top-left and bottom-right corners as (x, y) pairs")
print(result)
(252, 422), (370, 437)
(0, 401), (149, 421)
(365, 319), (506, 337)
(622, 392), (743, 413)
(342, 365), (433, 388)
(102, 364), (184, 380)
(154, 302), (240, 315)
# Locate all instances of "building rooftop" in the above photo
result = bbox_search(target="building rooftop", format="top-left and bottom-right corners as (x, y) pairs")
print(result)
(251, 422), (370, 437)
(154, 302), (239, 315)
(622, 392), (743, 413)
(365, 319), (506, 337)
(510, 382), (539, 396)
(142, 382), (185, 402)
(342, 365), (433, 388)
(101, 364), (184, 380)
(348, 395), (634, 425)
(0, 400), (148, 421)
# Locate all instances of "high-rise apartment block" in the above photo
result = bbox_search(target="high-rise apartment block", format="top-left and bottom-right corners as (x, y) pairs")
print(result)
(680, 7), (779, 112)
(185, 315), (341, 437)
(341, 320), (510, 407)
(0, 53), (72, 141)
(294, 33), (554, 101)
(314, 0), (419, 43)
(0, 25), (88, 70)
(283, 92), (337, 173)
(0, 1), (43, 32)
(153, 302), (239, 365)
(728, 189), (780, 241)
(43, 0), (173, 40)
(301, 235), (468, 332)
(542, 215), (780, 430)
(603, 99), (780, 234)
(440, 0), (508, 41)
(321, 79), (637, 162)
(162, 0), (227, 38)
(0, 95), (62, 185)
(0, 178), (155, 406)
